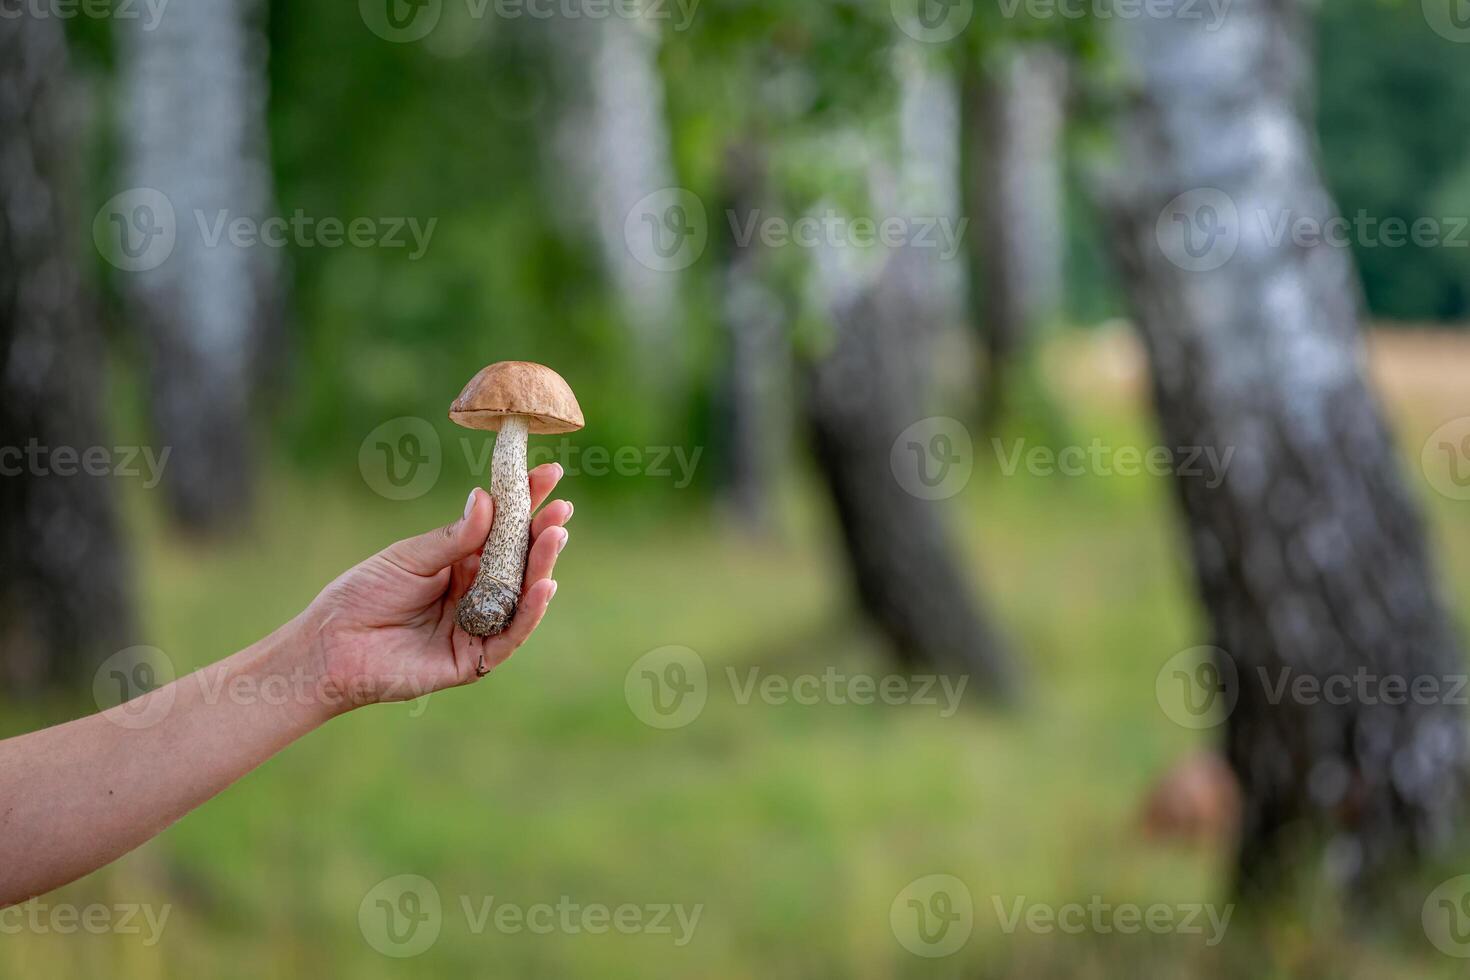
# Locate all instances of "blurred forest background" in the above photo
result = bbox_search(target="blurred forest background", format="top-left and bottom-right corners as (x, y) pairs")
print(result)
(4, 0), (1470, 975)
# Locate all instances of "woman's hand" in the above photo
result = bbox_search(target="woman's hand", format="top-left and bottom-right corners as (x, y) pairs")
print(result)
(0, 471), (573, 905)
(297, 462), (572, 712)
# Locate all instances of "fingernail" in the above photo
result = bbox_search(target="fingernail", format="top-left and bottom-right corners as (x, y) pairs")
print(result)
(463, 489), (478, 520)
(565, 500), (574, 519)
(547, 580), (558, 601)
(556, 528), (569, 554)
(554, 462), (565, 480)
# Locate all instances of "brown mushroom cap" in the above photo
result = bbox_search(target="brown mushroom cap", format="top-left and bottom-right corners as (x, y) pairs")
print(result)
(449, 361), (585, 434)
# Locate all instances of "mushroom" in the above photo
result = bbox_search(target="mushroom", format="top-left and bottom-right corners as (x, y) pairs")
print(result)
(449, 361), (584, 636)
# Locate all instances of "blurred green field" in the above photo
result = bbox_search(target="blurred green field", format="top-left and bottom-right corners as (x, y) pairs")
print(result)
(4, 333), (1469, 978)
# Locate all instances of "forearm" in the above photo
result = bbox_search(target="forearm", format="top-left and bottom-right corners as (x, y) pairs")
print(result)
(0, 619), (334, 906)
(0, 474), (570, 909)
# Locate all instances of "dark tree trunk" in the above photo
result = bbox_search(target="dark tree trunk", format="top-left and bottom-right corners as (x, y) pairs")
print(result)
(1101, 0), (1466, 898)
(803, 246), (1015, 694)
(712, 140), (786, 532)
(118, 0), (281, 533)
(961, 45), (1066, 424)
(0, 12), (136, 690)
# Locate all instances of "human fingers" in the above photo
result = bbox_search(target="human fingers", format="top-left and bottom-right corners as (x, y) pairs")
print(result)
(528, 462), (563, 512)
(531, 499), (573, 539)
(382, 488), (494, 577)
(480, 578), (557, 670)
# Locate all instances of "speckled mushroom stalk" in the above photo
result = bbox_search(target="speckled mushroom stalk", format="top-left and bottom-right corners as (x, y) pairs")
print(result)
(455, 415), (530, 636)
(448, 360), (583, 637)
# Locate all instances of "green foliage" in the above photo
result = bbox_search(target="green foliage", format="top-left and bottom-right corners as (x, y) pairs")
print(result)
(61, 0), (1466, 492)
(215, 0), (1470, 481)
(1316, 0), (1470, 321)
(263, 1), (691, 475)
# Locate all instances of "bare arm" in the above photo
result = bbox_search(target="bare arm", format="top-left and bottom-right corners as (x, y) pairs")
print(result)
(0, 464), (572, 907)
(0, 627), (332, 904)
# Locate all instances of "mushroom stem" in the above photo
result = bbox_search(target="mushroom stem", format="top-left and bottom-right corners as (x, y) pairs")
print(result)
(456, 414), (531, 636)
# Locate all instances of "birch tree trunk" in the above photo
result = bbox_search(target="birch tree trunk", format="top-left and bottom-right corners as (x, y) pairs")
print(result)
(118, 0), (282, 532)
(0, 12), (136, 689)
(962, 45), (1066, 423)
(896, 41), (965, 329)
(800, 52), (1013, 691)
(547, 16), (681, 365)
(1101, 0), (1466, 897)
(712, 140), (787, 532)
(803, 243), (1014, 693)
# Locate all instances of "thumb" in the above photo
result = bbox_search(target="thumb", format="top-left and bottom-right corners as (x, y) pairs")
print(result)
(382, 488), (494, 575)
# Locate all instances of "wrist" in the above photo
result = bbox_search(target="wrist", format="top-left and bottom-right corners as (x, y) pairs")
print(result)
(246, 613), (350, 731)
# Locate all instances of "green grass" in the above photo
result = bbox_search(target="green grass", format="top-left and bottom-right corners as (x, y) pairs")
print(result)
(4, 386), (1469, 978)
